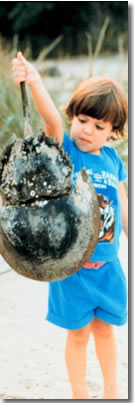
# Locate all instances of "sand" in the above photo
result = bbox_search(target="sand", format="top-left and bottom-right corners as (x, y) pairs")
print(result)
(0, 231), (128, 400)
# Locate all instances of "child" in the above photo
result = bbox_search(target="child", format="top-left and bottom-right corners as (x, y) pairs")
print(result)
(12, 52), (128, 399)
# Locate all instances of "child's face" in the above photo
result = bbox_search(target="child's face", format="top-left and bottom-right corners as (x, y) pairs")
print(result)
(70, 114), (114, 154)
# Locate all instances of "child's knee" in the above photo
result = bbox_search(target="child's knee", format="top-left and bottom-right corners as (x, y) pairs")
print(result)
(91, 318), (113, 339)
(67, 324), (91, 345)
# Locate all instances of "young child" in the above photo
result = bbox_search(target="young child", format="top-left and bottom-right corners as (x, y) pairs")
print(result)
(12, 52), (128, 399)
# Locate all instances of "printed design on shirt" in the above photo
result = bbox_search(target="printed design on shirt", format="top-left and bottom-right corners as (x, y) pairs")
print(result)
(97, 194), (115, 243)
(72, 169), (118, 190)
(72, 169), (117, 243)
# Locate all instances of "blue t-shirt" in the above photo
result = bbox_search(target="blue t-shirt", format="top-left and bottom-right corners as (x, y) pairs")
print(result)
(63, 132), (127, 262)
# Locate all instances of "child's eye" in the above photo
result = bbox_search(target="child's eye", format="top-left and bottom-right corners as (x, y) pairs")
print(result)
(96, 124), (104, 130)
(78, 118), (87, 124)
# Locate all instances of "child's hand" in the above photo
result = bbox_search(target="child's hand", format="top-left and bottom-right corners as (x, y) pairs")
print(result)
(12, 51), (40, 87)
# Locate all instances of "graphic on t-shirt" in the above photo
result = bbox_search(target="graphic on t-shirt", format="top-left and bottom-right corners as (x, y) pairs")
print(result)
(97, 194), (115, 243)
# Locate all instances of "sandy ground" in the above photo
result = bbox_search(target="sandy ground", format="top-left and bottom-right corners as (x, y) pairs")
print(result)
(0, 231), (128, 400)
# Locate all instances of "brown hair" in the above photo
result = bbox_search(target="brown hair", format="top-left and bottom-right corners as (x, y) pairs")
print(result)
(63, 77), (128, 140)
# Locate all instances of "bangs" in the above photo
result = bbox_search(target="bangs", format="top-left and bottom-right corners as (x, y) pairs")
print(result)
(72, 92), (124, 132)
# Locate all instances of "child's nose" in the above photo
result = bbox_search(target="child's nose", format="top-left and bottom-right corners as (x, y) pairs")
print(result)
(84, 123), (94, 135)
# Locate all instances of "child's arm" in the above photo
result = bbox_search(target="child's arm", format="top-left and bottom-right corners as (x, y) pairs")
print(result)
(12, 52), (63, 145)
(118, 181), (128, 237)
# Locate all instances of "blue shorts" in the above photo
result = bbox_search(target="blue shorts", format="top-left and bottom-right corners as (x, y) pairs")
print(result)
(46, 258), (128, 330)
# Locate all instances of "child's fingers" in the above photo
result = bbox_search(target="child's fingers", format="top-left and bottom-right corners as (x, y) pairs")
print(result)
(12, 55), (27, 84)
(15, 72), (26, 81)
(12, 57), (25, 68)
(12, 52), (29, 75)
(12, 67), (26, 84)
(12, 61), (26, 78)
(12, 52), (37, 86)
(12, 65), (26, 74)
(17, 51), (29, 68)
(14, 76), (27, 85)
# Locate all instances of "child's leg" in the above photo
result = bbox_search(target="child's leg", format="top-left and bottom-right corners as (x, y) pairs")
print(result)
(91, 318), (121, 399)
(65, 322), (92, 399)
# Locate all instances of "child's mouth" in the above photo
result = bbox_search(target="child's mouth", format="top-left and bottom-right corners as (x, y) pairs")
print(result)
(80, 138), (91, 145)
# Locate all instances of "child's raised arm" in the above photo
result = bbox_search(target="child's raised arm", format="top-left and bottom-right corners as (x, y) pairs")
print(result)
(12, 52), (63, 145)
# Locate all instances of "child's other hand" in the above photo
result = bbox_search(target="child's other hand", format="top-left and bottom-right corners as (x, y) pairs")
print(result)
(12, 51), (40, 87)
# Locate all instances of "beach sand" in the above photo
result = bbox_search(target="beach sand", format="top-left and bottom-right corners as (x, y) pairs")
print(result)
(0, 231), (128, 399)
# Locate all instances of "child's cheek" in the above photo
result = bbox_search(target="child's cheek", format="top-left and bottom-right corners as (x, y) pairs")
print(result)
(70, 126), (76, 139)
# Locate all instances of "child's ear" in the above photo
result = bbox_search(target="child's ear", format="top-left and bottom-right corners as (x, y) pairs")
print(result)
(107, 130), (118, 141)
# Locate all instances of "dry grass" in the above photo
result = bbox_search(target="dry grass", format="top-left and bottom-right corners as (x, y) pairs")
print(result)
(0, 41), (43, 151)
(0, 38), (128, 185)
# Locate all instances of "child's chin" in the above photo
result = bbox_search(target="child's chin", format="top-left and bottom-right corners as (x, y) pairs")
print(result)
(77, 141), (91, 152)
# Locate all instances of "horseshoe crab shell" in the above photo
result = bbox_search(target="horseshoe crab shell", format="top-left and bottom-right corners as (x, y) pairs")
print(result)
(0, 82), (100, 281)
(0, 132), (100, 281)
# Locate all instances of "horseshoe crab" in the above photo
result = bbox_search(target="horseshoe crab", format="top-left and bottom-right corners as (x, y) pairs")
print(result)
(0, 82), (100, 281)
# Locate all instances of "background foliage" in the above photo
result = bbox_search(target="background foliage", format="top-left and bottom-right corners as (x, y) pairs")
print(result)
(0, 1), (128, 58)
(0, 1), (128, 187)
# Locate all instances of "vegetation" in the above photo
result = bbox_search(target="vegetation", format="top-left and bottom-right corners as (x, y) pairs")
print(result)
(0, 2), (128, 58)
(0, 44), (43, 149)
(0, 37), (128, 189)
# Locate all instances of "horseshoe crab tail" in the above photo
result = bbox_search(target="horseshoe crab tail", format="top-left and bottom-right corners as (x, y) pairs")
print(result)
(20, 81), (33, 138)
